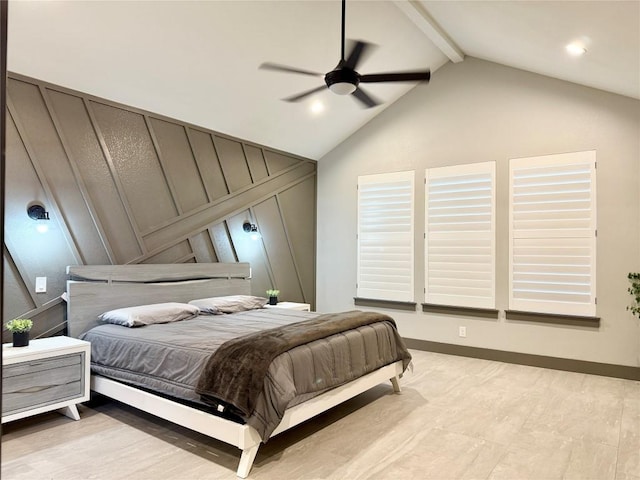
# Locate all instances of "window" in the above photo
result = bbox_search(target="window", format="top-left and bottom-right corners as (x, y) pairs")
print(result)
(357, 171), (414, 302)
(509, 151), (596, 316)
(425, 162), (496, 309)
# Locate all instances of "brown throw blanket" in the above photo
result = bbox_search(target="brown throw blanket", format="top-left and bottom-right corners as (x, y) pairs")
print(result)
(195, 310), (411, 419)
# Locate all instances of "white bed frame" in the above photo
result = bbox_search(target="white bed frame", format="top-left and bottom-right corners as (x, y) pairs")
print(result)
(66, 263), (403, 478)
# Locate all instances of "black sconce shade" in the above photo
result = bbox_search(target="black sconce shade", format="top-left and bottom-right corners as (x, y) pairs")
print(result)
(242, 221), (261, 240)
(243, 221), (258, 233)
(27, 204), (50, 221)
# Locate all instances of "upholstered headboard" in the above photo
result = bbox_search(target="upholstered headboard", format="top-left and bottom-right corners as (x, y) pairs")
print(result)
(66, 263), (252, 338)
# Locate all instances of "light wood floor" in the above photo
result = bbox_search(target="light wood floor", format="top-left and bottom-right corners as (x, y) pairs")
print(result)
(2, 350), (639, 480)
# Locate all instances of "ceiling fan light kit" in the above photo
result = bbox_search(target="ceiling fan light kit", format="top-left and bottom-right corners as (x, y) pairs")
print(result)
(328, 82), (357, 95)
(566, 42), (587, 56)
(326, 68), (360, 95)
(260, 0), (430, 108)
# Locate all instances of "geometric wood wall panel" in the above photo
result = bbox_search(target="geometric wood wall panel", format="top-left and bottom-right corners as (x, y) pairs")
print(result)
(3, 73), (317, 338)
(148, 117), (209, 213)
(227, 211), (275, 299)
(188, 129), (230, 202)
(89, 101), (179, 233)
(190, 230), (219, 264)
(215, 136), (254, 193)
(7, 79), (109, 265)
(4, 108), (79, 311)
(45, 89), (143, 264)
(264, 149), (302, 173)
(209, 223), (237, 264)
(141, 240), (194, 265)
(278, 176), (317, 302)
(253, 196), (304, 302)
(3, 248), (35, 322)
(245, 144), (269, 183)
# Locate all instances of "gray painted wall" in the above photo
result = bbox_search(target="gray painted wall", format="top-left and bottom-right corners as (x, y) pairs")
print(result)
(3, 74), (316, 342)
(317, 57), (640, 368)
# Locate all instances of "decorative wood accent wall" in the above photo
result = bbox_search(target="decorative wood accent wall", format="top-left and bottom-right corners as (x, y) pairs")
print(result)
(3, 73), (316, 342)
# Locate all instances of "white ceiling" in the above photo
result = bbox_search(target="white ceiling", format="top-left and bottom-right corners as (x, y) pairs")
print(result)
(7, 1), (639, 160)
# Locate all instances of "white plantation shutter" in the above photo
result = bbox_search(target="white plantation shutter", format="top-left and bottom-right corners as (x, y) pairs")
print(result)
(509, 151), (596, 316)
(357, 171), (414, 302)
(425, 162), (496, 308)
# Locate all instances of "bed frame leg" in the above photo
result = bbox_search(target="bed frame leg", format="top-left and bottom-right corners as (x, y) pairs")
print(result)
(237, 444), (260, 478)
(390, 375), (402, 394)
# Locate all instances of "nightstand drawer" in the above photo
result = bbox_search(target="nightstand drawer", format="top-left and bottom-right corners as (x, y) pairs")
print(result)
(2, 352), (85, 416)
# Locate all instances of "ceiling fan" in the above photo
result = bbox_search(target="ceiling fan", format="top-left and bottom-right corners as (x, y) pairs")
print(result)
(259, 0), (431, 108)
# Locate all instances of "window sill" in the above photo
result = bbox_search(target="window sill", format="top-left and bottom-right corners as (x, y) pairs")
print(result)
(422, 303), (499, 319)
(505, 310), (600, 327)
(354, 298), (417, 311)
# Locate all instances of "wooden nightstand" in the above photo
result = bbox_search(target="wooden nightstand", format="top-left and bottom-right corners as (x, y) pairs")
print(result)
(265, 301), (311, 311)
(2, 336), (90, 423)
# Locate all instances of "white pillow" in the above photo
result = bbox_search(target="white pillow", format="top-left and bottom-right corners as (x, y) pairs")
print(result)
(189, 295), (267, 314)
(99, 302), (200, 327)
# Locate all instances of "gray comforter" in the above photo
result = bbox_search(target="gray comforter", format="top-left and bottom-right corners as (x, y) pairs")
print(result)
(81, 308), (411, 440)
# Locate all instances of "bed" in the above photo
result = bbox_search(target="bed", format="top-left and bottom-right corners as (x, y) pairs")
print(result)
(66, 262), (411, 478)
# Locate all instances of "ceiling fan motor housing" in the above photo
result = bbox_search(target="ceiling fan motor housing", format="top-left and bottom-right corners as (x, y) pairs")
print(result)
(260, 0), (430, 107)
(325, 67), (360, 94)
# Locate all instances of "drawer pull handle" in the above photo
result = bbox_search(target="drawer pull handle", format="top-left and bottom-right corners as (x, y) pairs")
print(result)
(15, 385), (56, 394)
(12, 382), (73, 394)
(28, 359), (79, 367)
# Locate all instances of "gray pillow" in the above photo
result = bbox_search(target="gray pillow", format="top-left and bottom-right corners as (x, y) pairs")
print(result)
(189, 295), (267, 314)
(99, 302), (200, 327)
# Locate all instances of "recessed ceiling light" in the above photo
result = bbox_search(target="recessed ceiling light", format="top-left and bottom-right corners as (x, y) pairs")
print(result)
(310, 100), (325, 115)
(566, 42), (587, 56)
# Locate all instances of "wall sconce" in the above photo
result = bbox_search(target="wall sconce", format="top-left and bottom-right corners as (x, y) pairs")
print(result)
(242, 221), (261, 241)
(27, 203), (50, 233)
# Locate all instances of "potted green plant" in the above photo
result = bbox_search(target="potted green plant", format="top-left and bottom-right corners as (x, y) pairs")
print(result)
(627, 272), (640, 318)
(266, 289), (280, 305)
(6, 318), (33, 347)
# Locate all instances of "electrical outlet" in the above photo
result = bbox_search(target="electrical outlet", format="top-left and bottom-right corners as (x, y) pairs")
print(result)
(458, 326), (467, 338)
(35, 276), (47, 293)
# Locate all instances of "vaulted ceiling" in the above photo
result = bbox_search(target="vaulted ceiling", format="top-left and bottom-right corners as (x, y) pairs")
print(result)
(8, 1), (639, 160)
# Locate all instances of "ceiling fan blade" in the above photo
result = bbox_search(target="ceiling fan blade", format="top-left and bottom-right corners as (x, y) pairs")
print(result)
(344, 40), (373, 70)
(282, 85), (327, 103)
(351, 87), (380, 108)
(260, 62), (323, 77)
(360, 70), (431, 83)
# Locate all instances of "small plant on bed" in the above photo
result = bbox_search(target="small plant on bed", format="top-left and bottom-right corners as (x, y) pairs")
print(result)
(5, 318), (33, 347)
(266, 289), (280, 305)
(627, 272), (640, 319)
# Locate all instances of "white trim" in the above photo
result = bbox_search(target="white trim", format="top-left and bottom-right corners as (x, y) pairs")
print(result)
(393, 1), (465, 63)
